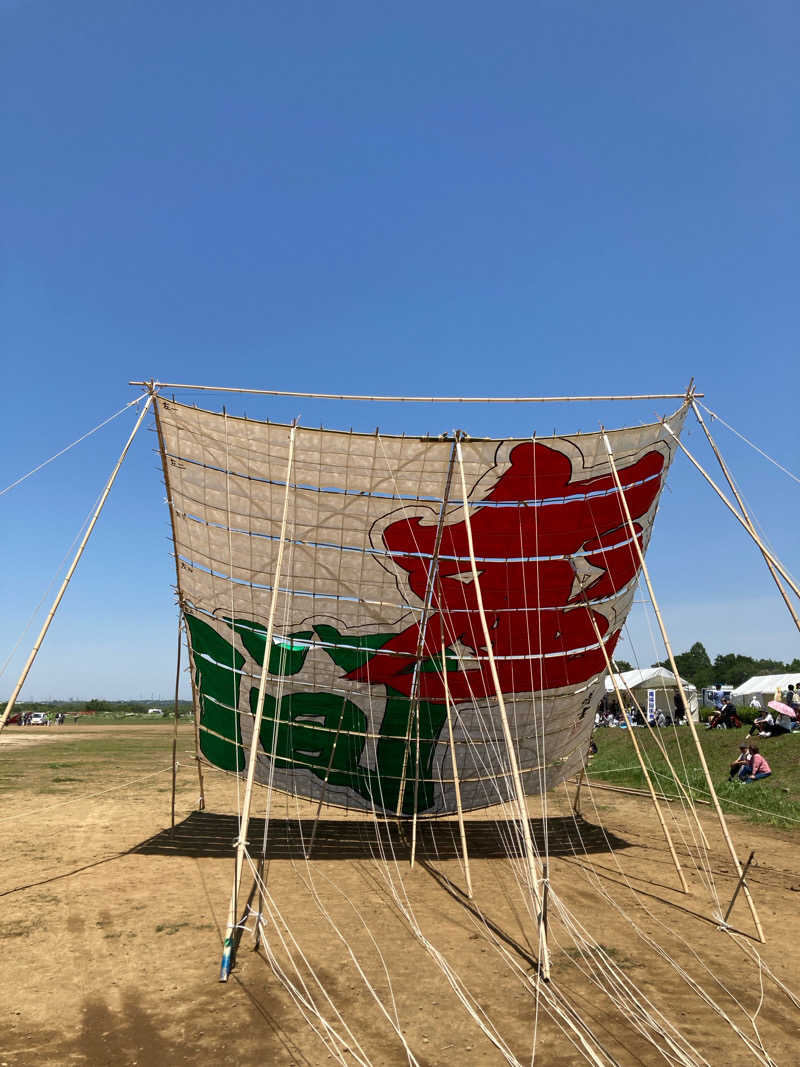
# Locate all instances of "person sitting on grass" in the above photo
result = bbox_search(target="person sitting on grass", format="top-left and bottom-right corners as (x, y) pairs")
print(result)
(737, 744), (771, 783)
(706, 697), (741, 730)
(746, 709), (773, 737)
(728, 743), (751, 780)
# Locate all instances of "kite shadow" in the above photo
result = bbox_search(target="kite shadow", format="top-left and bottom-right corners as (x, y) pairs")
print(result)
(131, 810), (631, 860)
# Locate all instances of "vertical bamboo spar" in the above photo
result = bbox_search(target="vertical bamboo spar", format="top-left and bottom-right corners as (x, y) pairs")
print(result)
(601, 432), (765, 941)
(190, 663), (207, 811)
(395, 440), (458, 868)
(691, 400), (800, 636)
(455, 440), (551, 979)
(441, 631), (474, 898)
(152, 397), (206, 815)
(0, 393), (153, 732)
(570, 563), (688, 892)
(220, 422), (297, 982)
(169, 608), (183, 834)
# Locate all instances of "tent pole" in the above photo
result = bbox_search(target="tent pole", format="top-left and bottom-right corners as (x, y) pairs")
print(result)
(690, 400), (800, 636)
(602, 433), (765, 942)
(455, 440), (550, 980)
(220, 422), (297, 982)
(0, 392), (153, 732)
(570, 564), (688, 892)
(662, 423), (800, 602)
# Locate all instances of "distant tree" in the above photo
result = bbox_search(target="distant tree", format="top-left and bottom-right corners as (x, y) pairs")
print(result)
(613, 659), (633, 672)
(86, 698), (110, 712)
(656, 642), (713, 688)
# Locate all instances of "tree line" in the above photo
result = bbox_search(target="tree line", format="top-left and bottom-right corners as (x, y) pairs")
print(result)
(653, 642), (800, 690)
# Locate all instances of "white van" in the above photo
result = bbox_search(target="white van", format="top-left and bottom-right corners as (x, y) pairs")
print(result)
(147, 707), (165, 716)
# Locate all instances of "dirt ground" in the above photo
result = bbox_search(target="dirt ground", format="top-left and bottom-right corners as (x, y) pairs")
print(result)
(1, 724), (798, 1066)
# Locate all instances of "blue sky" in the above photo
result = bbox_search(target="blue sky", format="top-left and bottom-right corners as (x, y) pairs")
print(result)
(2, 2), (798, 700)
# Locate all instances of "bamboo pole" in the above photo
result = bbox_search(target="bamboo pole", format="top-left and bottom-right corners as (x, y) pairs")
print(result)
(169, 608), (183, 835)
(691, 400), (800, 635)
(152, 395), (201, 818)
(190, 663), (206, 811)
(395, 441), (458, 868)
(572, 766), (586, 816)
(662, 423), (800, 602)
(128, 381), (702, 403)
(454, 440), (551, 979)
(570, 564), (688, 892)
(605, 664), (711, 852)
(601, 432), (765, 942)
(722, 851), (756, 926)
(441, 632), (473, 898)
(307, 700), (349, 857)
(219, 422), (297, 982)
(0, 394), (153, 732)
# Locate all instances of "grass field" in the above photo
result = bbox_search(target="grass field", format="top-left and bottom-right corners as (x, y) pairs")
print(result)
(588, 722), (800, 830)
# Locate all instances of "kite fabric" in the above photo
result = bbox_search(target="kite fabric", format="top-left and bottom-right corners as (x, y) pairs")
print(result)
(157, 399), (686, 816)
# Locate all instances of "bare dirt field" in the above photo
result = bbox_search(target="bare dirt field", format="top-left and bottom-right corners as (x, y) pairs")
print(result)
(1, 723), (798, 1065)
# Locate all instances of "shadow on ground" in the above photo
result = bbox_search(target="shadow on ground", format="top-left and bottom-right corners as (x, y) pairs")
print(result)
(132, 810), (630, 859)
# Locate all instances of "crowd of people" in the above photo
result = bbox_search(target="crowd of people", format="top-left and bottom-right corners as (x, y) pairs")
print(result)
(713, 684), (800, 787)
(595, 693), (687, 729)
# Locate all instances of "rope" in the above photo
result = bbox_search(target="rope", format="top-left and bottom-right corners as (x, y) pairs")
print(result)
(0, 395), (145, 497)
(0, 762), (175, 823)
(696, 403), (800, 485)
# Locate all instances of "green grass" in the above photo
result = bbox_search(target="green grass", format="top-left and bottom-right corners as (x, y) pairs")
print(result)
(589, 725), (800, 830)
(0, 727), (189, 796)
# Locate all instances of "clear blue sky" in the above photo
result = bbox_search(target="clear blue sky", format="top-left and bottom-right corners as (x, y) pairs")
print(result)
(2, 2), (798, 700)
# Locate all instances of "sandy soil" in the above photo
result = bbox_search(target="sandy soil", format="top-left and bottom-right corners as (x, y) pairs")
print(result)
(1, 724), (798, 1065)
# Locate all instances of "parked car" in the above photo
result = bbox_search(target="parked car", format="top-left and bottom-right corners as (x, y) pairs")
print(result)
(29, 712), (49, 726)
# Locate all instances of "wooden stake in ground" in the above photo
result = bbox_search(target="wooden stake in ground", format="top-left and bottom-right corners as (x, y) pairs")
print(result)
(220, 422), (297, 982)
(570, 561), (688, 893)
(0, 392), (153, 732)
(454, 439), (551, 980)
(601, 431), (765, 942)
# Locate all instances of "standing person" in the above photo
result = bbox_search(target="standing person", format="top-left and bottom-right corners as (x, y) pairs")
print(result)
(738, 745), (771, 782)
(673, 692), (686, 724)
(728, 744), (751, 780)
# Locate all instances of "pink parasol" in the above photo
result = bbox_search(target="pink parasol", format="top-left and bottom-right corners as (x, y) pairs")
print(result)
(767, 700), (797, 719)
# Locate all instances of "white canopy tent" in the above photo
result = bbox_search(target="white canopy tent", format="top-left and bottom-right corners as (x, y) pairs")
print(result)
(730, 673), (800, 706)
(605, 666), (699, 720)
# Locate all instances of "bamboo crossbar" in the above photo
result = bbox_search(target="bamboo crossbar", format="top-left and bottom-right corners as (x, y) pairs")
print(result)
(131, 381), (702, 403)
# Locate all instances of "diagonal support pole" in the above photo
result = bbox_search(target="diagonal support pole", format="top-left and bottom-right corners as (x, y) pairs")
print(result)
(1, 392), (153, 732)
(602, 431), (765, 942)
(690, 399), (800, 636)
(220, 422), (297, 981)
(454, 439), (551, 980)
(570, 560), (688, 892)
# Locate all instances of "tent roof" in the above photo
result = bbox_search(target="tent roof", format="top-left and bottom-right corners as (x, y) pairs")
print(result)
(604, 667), (696, 693)
(730, 673), (800, 697)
